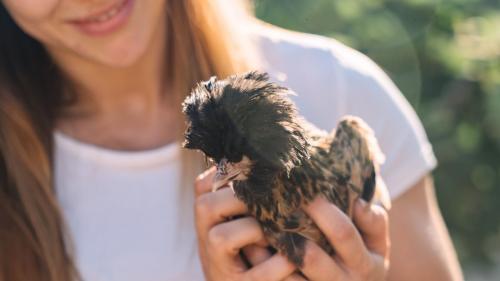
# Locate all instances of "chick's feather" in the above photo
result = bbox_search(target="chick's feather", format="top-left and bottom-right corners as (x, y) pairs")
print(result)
(182, 71), (391, 266)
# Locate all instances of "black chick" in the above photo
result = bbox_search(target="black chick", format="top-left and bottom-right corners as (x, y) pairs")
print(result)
(182, 71), (391, 266)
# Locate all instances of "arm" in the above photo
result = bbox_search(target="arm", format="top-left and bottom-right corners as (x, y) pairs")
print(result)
(387, 175), (463, 281)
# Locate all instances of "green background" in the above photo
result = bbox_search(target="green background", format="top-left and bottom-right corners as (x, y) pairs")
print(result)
(254, 0), (500, 278)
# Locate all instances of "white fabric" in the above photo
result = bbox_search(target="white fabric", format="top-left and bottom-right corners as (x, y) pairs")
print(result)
(54, 23), (437, 281)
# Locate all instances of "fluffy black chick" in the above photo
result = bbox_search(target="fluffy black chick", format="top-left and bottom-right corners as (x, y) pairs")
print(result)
(182, 71), (391, 266)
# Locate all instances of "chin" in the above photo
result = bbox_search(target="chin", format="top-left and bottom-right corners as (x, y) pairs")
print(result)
(69, 16), (163, 68)
(87, 1), (167, 68)
(48, 0), (167, 69)
(87, 34), (152, 68)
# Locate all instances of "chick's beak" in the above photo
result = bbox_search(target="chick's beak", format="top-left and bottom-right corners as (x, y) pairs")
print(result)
(212, 158), (240, 192)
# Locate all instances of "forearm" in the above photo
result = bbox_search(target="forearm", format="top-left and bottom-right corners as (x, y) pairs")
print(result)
(387, 176), (463, 281)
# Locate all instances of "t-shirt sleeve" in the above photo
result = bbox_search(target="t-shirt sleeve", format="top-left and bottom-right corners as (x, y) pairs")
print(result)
(332, 46), (437, 199)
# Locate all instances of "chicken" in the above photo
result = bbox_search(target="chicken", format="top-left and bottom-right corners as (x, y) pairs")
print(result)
(182, 71), (391, 266)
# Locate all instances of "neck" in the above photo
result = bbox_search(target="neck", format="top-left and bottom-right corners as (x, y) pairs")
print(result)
(48, 15), (182, 150)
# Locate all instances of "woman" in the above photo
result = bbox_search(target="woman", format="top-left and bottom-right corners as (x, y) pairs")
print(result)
(0, 0), (463, 280)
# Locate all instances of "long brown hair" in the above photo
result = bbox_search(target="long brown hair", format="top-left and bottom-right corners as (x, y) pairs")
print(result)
(0, 1), (256, 280)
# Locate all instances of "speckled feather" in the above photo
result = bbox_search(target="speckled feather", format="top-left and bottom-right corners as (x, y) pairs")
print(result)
(182, 71), (389, 267)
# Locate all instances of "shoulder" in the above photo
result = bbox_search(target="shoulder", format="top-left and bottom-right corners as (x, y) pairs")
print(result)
(248, 21), (437, 199)
(248, 20), (396, 129)
(248, 19), (363, 86)
(248, 19), (383, 80)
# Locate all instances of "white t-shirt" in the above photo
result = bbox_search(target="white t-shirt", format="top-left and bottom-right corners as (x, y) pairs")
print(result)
(54, 24), (437, 281)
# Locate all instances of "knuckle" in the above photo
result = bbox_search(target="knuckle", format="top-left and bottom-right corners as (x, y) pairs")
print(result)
(194, 179), (203, 194)
(242, 217), (260, 231)
(195, 194), (213, 218)
(332, 219), (356, 242)
(302, 242), (320, 269)
(371, 205), (389, 232)
(194, 176), (207, 195)
(207, 226), (230, 249)
(194, 168), (215, 195)
(244, 270), (270, 281)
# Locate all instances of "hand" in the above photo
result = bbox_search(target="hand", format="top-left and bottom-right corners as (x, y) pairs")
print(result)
(300, 197), (390, 281)
(194, 167), (305, 281)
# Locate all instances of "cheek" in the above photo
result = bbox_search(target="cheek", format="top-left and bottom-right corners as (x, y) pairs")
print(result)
(2, 0), (168, 68)
(67, 0), (168, 67)
(2, 0), (63, 49)
(2, 0), (59, 20)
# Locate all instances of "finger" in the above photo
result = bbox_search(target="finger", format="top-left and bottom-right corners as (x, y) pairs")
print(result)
(195, 166), (216, 196)
(208, 217), (265, 257)
(244, 254), (296, 281)
(243, 246), (307, 281)
(195, 187), (248, 233)
(242, 244), (271, 266)
(304, 196), (371, 269)
(353, 199), (390, 258)
(300, 241), (345, 281)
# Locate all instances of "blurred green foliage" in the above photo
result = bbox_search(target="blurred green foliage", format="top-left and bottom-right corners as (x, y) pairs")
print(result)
(254, 0), (500, 270)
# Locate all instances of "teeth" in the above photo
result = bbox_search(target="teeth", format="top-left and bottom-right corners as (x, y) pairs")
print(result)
(88, 1), (125, 23)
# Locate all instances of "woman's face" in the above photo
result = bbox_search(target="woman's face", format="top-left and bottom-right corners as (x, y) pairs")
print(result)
(2, 0), (167, 67)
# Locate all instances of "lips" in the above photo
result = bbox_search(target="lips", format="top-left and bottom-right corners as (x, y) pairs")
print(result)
(67, 0), (134, 36)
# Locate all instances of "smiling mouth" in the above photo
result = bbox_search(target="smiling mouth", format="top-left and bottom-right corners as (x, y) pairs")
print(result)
(67, 0), (133, 36)
(70, 0), (127, 22)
